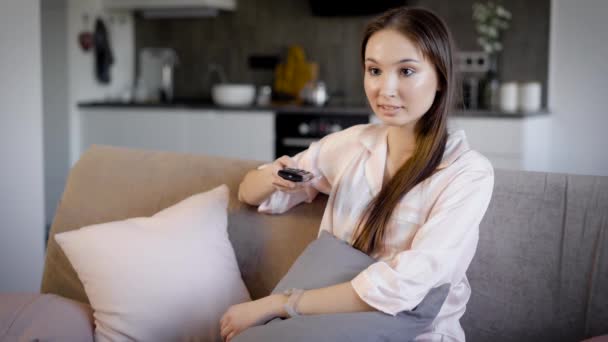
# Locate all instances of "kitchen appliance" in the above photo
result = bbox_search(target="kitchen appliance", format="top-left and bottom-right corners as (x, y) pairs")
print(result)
(275, 112), (369, 158)
(138, 48), (179, 103)
(300, 81), (329, 107)
(256, 85), (272, 106)
(456, 51), (491, 110)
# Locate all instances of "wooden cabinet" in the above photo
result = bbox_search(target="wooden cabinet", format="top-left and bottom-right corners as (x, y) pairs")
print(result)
(79, 108), (274, 162)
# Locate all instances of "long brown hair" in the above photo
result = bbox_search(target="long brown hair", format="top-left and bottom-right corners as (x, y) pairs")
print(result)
(352, 7), (456, 255)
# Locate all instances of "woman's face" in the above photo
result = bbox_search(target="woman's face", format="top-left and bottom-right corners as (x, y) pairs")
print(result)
(364, 29), (440, 129)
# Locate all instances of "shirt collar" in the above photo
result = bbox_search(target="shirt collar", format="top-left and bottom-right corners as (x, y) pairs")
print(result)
(360, 124), (471, 195)
(437, 129), (470, 169)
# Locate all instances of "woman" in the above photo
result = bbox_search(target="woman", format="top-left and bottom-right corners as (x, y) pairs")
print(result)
(221, 6), (494, 342)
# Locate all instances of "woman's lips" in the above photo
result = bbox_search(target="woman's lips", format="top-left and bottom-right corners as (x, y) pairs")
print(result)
(377, 104), (402, 116)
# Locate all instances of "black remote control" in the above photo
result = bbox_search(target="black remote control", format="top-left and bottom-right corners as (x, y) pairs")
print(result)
(277, 168), (314, 182)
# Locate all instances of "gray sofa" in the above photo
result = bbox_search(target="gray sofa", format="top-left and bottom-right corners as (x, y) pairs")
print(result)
(20, 145), (608, 341)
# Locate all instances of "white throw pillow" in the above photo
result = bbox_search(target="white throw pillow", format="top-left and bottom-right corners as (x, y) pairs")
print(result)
(55, 184), (251, 342)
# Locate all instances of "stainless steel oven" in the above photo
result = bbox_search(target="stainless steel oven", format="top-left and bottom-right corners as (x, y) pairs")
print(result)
(275, 112), (370, 158)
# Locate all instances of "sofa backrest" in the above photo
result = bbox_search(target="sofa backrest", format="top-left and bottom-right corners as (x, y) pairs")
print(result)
(42, 145), (325, 304)
(464, 169), (608, 341)
(42, 145), (608, 341)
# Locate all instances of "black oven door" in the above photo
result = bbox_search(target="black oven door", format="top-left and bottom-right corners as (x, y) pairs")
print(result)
(275, 112), (370, 159)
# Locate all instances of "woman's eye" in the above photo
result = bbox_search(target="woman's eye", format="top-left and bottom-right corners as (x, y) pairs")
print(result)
(367, 67), (381, 76)
(401, 68), (414, 77)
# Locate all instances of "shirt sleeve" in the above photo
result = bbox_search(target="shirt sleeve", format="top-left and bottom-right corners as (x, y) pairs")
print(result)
(350, 167), (494, 316)
(257, 139), (332, 214)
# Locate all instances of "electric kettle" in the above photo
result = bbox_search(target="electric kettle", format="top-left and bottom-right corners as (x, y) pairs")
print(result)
(301, 81), (329, 106)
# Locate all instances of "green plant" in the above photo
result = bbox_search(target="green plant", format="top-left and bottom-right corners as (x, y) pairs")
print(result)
(472, 1), (512, 54)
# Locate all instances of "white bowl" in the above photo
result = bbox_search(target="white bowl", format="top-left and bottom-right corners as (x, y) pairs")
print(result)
(211, 83), (256, 107)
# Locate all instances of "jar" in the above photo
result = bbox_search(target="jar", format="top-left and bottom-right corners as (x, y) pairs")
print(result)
(499, 82), (519, 113)
(518, 82), (542, 113)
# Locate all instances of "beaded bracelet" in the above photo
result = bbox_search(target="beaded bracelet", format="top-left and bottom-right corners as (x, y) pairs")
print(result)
(283, 288), (305, 318)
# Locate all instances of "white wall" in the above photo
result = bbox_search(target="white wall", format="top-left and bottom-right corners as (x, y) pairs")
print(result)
(42, 0), (70, 227)
(39, 0), (134, 230)
(0, 0), (45, 292)
(548, 0), (608, 176)
(67, 0), (134, 165)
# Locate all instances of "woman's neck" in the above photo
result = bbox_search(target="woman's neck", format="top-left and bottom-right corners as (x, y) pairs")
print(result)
(384, 125), (416, 183)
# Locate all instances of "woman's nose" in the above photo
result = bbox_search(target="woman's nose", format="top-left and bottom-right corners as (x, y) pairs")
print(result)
(378, 74), (398, 98)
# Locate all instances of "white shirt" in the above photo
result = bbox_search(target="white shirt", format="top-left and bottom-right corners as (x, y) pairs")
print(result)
(258, 123), (494, 342)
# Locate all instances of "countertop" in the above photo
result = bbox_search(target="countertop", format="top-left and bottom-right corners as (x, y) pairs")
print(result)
(78, 100), (550, 118)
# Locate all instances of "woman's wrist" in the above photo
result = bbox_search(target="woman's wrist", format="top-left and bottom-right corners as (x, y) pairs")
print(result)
(270, 294), (290, 318)
(238, 167), (277, 205)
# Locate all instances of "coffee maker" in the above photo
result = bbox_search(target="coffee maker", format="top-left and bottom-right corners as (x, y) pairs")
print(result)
(136, 48), (179, 103)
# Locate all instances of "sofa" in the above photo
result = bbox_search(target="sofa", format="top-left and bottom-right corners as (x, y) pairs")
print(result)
(4, 145), (608, 341)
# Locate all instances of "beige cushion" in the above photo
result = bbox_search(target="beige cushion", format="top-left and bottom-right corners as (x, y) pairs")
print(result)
(54, 184), (250, 341)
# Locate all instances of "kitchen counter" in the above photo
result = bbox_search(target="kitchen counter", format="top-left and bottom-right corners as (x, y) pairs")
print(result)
(77, 100), (552, 170)
(78, 100), (550, 118)
(78, 100), (373, 116)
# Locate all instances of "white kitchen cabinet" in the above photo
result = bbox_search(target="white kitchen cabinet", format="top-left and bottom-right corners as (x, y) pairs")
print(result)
(448, 115), (552, 171)
(79, 108), (274, 162)
(80, 109), (185, 152)
(183, 110), (274, 161)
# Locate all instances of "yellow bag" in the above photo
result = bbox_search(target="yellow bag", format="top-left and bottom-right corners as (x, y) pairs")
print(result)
(274, 46), (318, 101)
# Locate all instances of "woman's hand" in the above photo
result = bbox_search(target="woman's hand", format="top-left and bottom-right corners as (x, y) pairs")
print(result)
(237, 155), (315, 206)
(267, 155), (314, 193)
(220, 295), (287, 342)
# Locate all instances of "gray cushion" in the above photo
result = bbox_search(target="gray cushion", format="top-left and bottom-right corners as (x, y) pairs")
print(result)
(234, 231), (450, 342)
(0, 293), (94, 341)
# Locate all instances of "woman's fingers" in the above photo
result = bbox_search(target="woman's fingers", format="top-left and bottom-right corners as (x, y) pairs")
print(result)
(220, 315), (231, 341)
(221, 326), (232, 341)
(226, 331), (236, 342)
(272, 181), (302, 193)
(220, 314), (230, 330)
(270, 155), (314, 193)
(276, 155), (297, 169)
(272, 178), (296, 188)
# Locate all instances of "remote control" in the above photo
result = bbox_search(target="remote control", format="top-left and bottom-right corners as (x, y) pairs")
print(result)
(277, 168), (314, 182)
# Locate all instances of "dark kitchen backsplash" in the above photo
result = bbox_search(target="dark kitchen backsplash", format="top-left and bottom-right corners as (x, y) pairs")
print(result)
(135, 0), (550, 107)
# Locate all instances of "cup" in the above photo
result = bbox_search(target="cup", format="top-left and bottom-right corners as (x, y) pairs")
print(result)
(518, 82), (542, 113)
(256, 85), (272, 106)
(499, 82), (519, 113)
